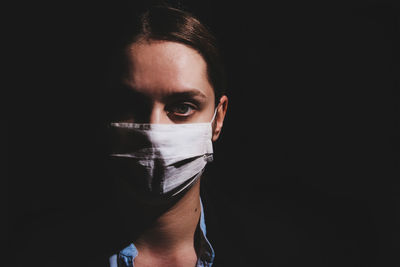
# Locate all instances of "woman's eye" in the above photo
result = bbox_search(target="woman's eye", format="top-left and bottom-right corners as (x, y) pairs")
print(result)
(168, 103), (196, 117)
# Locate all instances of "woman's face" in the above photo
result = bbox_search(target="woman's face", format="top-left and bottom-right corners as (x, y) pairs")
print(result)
(123, 40), (216, 124)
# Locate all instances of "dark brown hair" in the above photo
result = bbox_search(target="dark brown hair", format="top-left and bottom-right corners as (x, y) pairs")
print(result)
(108, 4), (226, 105)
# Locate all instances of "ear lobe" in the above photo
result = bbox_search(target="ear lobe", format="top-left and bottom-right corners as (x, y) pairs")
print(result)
(212, 95), (228, 142)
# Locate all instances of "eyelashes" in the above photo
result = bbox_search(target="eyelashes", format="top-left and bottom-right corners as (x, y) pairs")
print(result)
(165, 101), (199, 119)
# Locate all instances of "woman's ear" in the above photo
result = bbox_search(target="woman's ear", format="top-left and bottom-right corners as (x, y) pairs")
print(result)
(212, 95), (228, 142)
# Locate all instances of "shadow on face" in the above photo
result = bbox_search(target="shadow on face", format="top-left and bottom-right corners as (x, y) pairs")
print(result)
(114, 40), (217, 124)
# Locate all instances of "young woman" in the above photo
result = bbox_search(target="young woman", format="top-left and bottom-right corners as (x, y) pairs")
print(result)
(106, 5), (228, 267)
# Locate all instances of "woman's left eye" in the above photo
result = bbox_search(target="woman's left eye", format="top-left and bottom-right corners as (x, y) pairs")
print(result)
(168, 103), (196, 116)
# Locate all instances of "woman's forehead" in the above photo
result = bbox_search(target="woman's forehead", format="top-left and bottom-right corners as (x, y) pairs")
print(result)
(124, 41), (214, 99)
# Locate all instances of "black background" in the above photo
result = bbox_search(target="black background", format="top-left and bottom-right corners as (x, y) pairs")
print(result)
(8, 0), (399, 266)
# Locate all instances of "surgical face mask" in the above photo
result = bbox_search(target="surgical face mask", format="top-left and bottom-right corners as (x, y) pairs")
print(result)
(109, 110), (217, 199)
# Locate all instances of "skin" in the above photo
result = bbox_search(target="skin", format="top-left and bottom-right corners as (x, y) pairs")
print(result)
(120, 40), (228, 266)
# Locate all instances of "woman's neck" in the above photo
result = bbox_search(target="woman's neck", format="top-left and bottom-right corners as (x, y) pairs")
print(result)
(113, 178), (202, 266)
(132, 180), (202, 266)
(134, 179), (201, 251)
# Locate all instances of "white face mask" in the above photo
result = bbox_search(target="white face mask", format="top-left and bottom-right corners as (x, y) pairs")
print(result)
(109, 110), (216, 198)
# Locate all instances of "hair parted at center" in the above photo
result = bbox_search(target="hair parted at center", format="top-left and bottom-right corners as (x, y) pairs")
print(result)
(109, 4), (227, 105)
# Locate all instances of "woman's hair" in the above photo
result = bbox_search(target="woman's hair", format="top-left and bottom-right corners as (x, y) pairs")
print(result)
(107, 4), (226, 105)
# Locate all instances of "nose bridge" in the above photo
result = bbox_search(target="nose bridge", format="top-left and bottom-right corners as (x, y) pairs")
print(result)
(149, 102), (167, 124)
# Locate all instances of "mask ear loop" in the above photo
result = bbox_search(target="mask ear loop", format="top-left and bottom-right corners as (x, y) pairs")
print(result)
(210, 105), (219, 123)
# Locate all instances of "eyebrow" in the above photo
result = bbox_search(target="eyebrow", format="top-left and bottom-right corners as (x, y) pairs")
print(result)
(120, 83), (208, 103)
(161, 89), (207, 102)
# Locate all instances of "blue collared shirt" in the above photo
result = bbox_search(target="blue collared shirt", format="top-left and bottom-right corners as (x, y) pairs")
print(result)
(108, 200), (215, 267)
